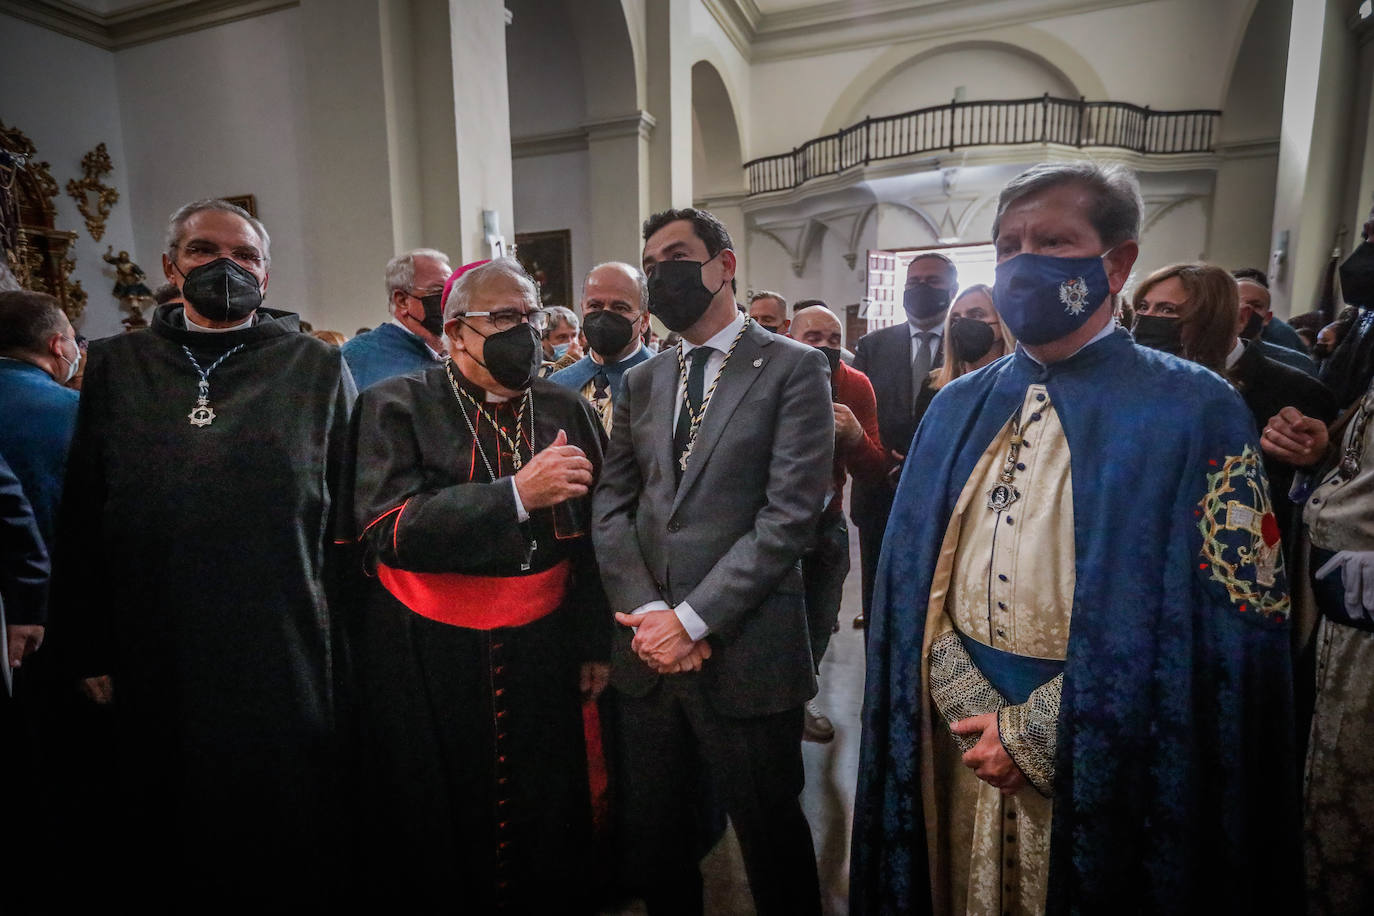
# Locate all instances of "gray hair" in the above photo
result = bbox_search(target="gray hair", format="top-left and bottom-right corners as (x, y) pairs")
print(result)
(748, 289), (789, 316)
(443, 257), (537, 322)
(992, 161), (1143, 248)
(385, 248), (451, 295)
(585, 261), (648, 311)
(543, 305), (579, 338)
(165, 198), (271, 263)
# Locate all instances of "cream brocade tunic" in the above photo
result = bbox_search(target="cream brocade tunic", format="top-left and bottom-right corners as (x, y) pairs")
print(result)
(925, 383), (1075, 916)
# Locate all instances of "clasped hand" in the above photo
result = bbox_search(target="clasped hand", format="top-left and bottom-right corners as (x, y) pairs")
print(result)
(613, 609), (712, 674)
(951, 712), (1027, 796)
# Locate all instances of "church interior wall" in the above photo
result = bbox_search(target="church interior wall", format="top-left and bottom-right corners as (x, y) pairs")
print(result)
(512, 149), (594, 309)
(0, 13), (138, 339)
(115, 9), (313, 328)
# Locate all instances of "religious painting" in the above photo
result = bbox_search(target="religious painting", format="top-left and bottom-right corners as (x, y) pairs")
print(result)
(515, 229), (572, 308)
(222, 194), (257, 217)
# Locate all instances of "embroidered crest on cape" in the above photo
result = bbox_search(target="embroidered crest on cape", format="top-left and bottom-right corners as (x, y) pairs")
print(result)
(1197, 445), (1290, 621)
(1058, 277), (1090, 315)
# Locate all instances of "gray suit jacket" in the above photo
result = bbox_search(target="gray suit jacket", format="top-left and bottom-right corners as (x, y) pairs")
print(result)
(592, 322), (834, 717)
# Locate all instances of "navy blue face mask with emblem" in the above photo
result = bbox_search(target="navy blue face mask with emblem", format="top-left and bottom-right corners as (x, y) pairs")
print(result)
(993, 250), (1113, 346)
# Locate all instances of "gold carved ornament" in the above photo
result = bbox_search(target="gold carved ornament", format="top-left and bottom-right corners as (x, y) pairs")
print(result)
(66, 143), (119, 242)
(0, 121), (86, 322)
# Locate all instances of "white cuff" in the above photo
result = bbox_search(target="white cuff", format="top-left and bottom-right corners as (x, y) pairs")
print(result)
(629, 600), (671, 615)
(509, 477), (529, 522)
(674, 602), (710, 641)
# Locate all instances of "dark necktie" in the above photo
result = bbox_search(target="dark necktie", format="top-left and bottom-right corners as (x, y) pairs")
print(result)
(912, 331), (933, 405)
(674, 346), (714, 480)
(591, 369), (610, 403)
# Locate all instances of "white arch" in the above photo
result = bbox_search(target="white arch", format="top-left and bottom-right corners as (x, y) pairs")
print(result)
(820, 29), (1108, 137)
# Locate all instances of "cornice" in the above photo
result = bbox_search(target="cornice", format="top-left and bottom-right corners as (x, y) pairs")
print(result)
(511, 127), (588, 160)
(707, 0), (1153, 63)
(0, 0), (298, 50)
(511, 111), (656, 160)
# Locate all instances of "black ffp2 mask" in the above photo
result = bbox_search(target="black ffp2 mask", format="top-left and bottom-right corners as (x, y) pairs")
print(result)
(179, 258), (263, 323)
(470, 322), (541, 391)
(647, 253), (726, 332)
(949, 317), (997, 364)
(1340, 241), (1374, 309)
(582, 309), (637, 358)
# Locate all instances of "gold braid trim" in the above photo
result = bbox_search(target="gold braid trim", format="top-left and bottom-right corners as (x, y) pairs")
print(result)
(998, 673), (1063, 798)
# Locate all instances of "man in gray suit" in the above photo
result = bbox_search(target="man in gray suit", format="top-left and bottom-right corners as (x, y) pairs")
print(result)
(593, 208), (833, 916)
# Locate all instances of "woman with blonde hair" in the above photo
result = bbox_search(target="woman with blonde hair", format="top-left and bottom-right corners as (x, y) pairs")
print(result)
(929, 283), (1015, 391)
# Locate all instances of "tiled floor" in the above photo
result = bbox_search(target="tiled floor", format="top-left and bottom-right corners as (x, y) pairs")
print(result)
(609, 522), (868, 915)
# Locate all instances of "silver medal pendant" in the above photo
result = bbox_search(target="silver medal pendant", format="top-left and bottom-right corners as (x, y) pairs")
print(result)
(987, 482), (1020, 512)
(188, 398), (216, 427)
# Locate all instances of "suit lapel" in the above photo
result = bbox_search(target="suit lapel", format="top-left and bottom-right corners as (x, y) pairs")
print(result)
(895, 326), (914, 419)
(649, 351), (679, 484)
(670, 324), (770, 514)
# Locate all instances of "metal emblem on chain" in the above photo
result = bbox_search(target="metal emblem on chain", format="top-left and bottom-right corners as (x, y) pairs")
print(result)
(677, 318), (754, 472)
(986, 392), (1049, 512)
(182, 344), (246, 428)
(1334, 391), (1373, 483)
(443, 358), (539, 568)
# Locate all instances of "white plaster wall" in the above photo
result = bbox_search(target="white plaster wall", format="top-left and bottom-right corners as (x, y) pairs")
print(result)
(114, 9), (312, 325)
(857, 47), (1078, 120)
(512, 150), (593, 307)
(746, 0), (1254, 159)
(0, 13), (137, 339)
(507, 0), (587, 136)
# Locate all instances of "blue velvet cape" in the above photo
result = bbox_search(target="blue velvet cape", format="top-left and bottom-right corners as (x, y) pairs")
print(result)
(547, 345), (652, 398)
(852, 329), (1301, 914)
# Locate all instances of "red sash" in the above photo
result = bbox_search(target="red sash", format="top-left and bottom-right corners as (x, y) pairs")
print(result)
(376, 560), (570, 630)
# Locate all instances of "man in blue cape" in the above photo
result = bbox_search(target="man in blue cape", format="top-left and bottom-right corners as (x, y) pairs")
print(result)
(852, 162), (1301, 914)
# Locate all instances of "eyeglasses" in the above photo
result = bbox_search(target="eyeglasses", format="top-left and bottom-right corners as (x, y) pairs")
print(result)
(461, 308), (548, 333)
(175, 241), (265, 267)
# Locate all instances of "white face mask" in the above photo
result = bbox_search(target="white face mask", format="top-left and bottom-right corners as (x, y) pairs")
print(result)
(57, 335), (80, 384)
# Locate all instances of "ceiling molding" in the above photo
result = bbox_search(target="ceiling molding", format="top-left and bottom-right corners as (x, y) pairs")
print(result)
(706, 0), (1153, 63)
(0, 0), (298, 51)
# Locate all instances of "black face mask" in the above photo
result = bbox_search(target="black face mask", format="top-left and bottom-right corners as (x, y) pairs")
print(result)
(583, 309), (636, 358)
(647, 253), (725, 332)
(759, 321), (786, 334)
(1133, 314), (1184, 356)
(465, 322), (541, 391)
(1340, 241), (1374, 309)
(1239, 310), (1264, 341)
(949, 317), (997, 364)
(817, 345), (842, 376)
(416, 293), (445, 337)
(178, 258), (263, 323)
(903, 283), (951, 322)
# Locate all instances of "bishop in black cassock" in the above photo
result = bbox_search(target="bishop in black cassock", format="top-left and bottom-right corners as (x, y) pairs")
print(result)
(342, 258), (610, 912)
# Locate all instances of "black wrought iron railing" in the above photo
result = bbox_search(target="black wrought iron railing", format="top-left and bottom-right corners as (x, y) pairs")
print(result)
(744, 94), (1221, 195)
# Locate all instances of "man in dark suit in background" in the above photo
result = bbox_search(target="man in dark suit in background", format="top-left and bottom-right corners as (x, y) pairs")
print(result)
(593, 207), (833, 916)
(849, 252), (957, 626)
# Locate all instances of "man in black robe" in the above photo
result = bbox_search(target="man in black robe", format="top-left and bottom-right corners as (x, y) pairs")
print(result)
(50, 199), (355, 909)
(344, 257), (610, 912)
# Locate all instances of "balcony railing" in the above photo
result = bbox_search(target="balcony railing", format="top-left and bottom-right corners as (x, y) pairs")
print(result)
(744, 94), (1221, 196)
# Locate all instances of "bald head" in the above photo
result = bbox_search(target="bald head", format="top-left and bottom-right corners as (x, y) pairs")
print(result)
(790, 305), (842, 349)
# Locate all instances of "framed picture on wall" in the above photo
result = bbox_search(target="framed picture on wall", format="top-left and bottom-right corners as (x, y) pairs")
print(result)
(515, 229), (572, 308)
(222, 194), (257, 218)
